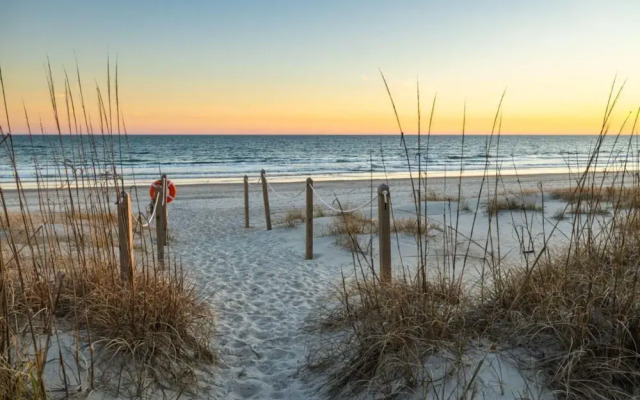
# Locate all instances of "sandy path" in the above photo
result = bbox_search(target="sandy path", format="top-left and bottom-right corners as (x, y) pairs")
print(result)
(161, 174), (584, 399)
(3, 172), (593, 398)
(169, 185), (354, 399)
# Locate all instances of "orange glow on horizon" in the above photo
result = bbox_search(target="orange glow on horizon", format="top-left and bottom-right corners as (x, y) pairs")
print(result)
(3, 61), (639, 136)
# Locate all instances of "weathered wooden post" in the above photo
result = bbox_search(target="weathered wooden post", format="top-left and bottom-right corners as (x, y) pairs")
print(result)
(156, 174), (168, 266)
(261, 169), (272, 231)
(305, 178), (313, 260)
(378, 184), (391, 283)
(118, 191), (135, 283)
(244, 175), (250, 228)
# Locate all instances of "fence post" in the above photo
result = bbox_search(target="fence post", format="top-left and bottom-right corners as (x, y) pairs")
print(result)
(118, 191), (135, 284)
(244, 175), (250, 228)
(156, 174), (168, 267)
(305, 178), (313, 260)
(261, 169), (272, 231)
(378, 184), (391, 283)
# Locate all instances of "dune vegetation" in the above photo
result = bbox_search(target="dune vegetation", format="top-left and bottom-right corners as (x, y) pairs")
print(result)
(308, 79), (640, 400)
(0, 64), (217, 399)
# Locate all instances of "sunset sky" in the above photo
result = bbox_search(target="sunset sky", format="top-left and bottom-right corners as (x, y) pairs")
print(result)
(2, 0), (640, 135)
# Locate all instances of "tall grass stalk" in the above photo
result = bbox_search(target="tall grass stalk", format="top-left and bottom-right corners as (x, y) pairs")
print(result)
(0, 61), (216, 399)
(308, 77), (640, 399)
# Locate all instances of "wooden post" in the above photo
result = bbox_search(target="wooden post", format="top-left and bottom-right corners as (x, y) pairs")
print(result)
(156, 174), (168, 266)
(305, 178), (313, 260)
(118, 191), (135, 283)
(378, 184), (391, 283)
(261, 169), (272, 231)
(244, 175), (250, 228)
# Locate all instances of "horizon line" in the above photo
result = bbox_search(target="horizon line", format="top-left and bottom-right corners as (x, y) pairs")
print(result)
(8, 132), (610, 136)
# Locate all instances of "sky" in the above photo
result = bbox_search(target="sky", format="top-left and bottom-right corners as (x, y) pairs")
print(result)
(2, 0), (640, 135)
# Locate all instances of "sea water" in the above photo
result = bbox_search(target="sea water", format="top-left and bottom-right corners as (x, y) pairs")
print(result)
(2, 134), (638, 186)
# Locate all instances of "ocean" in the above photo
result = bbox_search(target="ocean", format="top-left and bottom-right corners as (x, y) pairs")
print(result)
(1, 134), (638, 186)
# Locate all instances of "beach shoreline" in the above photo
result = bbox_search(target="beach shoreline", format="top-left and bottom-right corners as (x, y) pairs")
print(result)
(2, 169), (629, 195)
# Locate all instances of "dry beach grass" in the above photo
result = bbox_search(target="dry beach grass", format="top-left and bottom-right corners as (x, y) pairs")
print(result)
(0, 64), (216, 399)
(307, 79), (640, 399)
(3, 58), (640, 400)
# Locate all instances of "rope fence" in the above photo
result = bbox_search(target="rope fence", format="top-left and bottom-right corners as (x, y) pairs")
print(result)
(267, 180), (306, 201)
(243, 170), (392, 281)
(247, 170), (378, 215)
(132, 191), (160, 228)
(120, 174), (171, 270)
(245, 176), (262, 188)
(309, 185), (375, 213)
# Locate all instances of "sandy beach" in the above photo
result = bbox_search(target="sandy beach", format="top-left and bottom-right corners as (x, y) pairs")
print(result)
(0, 169), (629, 399)
(126, 171), (597, 399)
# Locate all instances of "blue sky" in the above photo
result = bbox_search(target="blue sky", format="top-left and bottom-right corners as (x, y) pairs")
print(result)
(2, 0), (640, 134)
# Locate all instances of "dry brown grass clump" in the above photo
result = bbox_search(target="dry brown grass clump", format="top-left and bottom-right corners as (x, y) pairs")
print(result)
(392, 217), (437, 237)
(329, 213), (436, 237)
(0, 60), (218, 399)
(326, 212), (437, 250)
(312, 205), (328, 218)
(282, 209), (305, 227)
(0, 212), (44, 245)
(419, 190), (453, 202)
(0, 211), (41, 230)
(327, 212), (376, 236)
(481, 218), (640, 399)
(0, 203), (215, 397)
(551, 186), (640, 208)
(486, 196), (542, 216)
(307, 277), (465, 397)
(281, 206), (335, 227)
(2, 248), (216, 392)
(307, 74), (640, 399)
(0, 356), (43, 400)
(325, 212), (377, 250)
(75, 264), (216, 374)
(568, 203), (611, 215)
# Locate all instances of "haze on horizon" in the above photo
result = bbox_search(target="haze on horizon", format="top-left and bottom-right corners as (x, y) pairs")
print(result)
(2, 0), (640, 136)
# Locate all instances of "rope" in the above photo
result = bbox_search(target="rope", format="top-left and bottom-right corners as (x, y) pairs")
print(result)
(253, 171), (376, 212)
(246, 176), (261, 188)
(310, 185), (376, 213)
(267, 180), (306, 200)
(133, 193), (160, 228)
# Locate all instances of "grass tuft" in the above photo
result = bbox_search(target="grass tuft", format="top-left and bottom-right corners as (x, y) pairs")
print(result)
(481, 218), (640, 399)
(486, 196), (543, 215)
(282, 209), (305, 227)
(308, 277), (465, 397)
